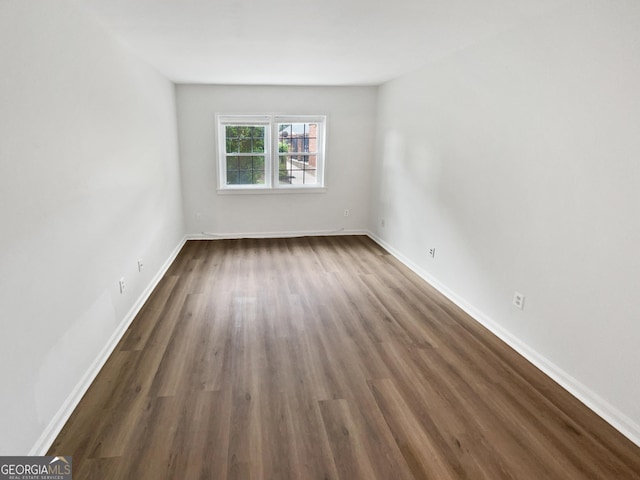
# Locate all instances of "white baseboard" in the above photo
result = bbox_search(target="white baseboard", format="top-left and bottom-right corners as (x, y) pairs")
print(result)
(186, 228), (368, 240)
(29, 236), (187, 456)
(367, 231), (640, 448)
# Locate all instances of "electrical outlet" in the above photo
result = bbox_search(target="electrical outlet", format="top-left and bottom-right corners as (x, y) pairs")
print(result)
(428, 247), (436, 258)
(138, 259), (144, 272)
(513, 292), (525, 310)
(344, 209), (350, 217)
(119, 277), (126, 294)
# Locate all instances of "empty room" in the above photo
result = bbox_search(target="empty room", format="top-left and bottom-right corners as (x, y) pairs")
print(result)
(1, 0), (640, 478)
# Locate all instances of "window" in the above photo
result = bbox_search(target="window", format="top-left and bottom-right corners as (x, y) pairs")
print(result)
(217, 115), (325, 191)
(221, 119), (269, 187)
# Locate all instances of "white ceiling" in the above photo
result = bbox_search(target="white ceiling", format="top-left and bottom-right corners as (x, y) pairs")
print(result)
(76, 0), (570, 86)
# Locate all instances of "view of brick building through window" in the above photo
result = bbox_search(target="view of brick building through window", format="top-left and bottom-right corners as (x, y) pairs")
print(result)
(278, 122), (318, 185)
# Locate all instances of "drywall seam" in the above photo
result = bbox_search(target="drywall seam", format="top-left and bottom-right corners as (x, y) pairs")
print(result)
(29, 236), (188, 456)
(367, 231), (640, 448)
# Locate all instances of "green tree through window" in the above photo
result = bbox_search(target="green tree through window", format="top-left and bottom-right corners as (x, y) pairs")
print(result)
(224, 125), (266, 185)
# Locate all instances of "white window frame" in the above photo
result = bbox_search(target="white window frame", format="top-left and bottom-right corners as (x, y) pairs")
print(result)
(217, 114), (326, 193)
(217, 115), (272, 191)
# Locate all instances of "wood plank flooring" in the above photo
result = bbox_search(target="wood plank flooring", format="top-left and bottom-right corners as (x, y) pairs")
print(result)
(49, 236), (640, 479)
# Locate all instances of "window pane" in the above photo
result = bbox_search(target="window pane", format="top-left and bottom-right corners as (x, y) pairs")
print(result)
(253, 156), (265, 170)
(227, 154), (266, 185)
(278, 124), (292, 138)
(239, 138), (252, 153)
(278, 154), (288, 183)
(252, 171), (265, 184)
(226, 125), (265, 153)
(226, 155), (238, 170)
(226, 126), (239, 139)
(226, 138), (238, 153)
(238, 171), (251, 184)
(278, 142), (289, 155)
(227, 170), (239, 184)
(278, 155), (318, 185)
(252, 137), (265, 153)
(238, 157), (252, 170)
(278, 122), (318, 153)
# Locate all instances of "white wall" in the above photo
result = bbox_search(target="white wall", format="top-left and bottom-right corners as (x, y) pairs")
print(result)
(370, 1), (640, 442)
(0, 1), (184, 454)
(177, 85), (377, 236)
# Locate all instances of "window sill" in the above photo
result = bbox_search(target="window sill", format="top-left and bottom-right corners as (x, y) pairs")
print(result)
(216, 187), (327, 195)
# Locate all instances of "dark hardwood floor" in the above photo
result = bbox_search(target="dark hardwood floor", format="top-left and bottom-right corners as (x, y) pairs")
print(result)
(49, 235), (640, 479)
